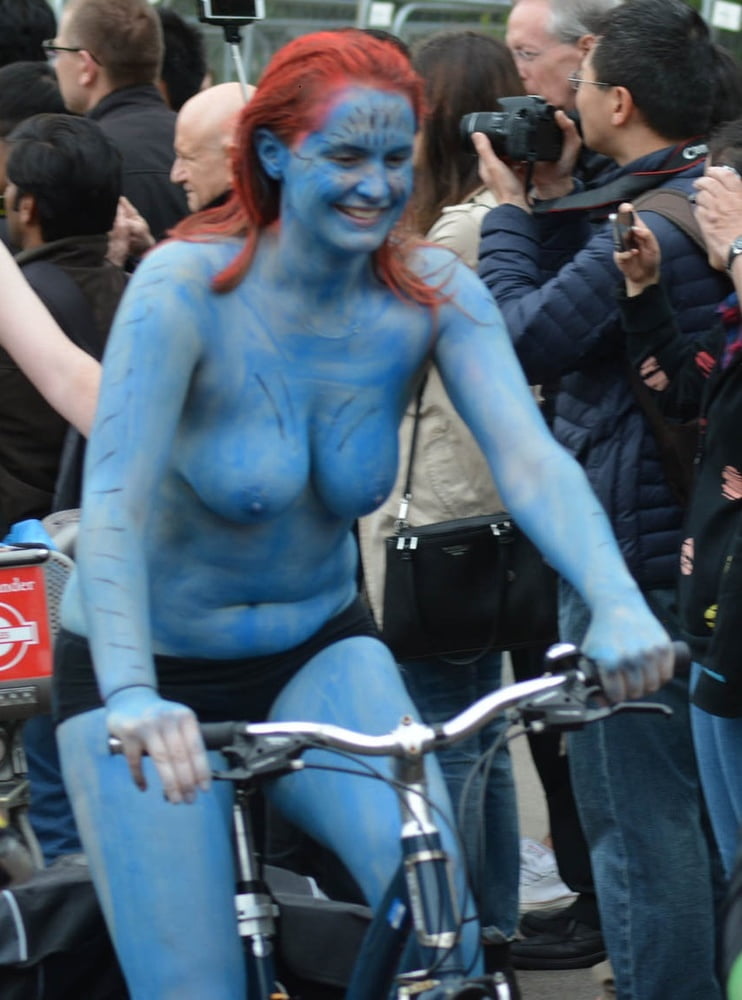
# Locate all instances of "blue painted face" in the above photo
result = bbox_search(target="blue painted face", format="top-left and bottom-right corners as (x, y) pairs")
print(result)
(279, 85), (416, 256)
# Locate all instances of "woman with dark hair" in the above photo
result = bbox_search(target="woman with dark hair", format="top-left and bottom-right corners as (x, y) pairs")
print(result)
(359, 31), (537, 991)
(53, 28), (676, 1000)
(408, 31), (523, 239)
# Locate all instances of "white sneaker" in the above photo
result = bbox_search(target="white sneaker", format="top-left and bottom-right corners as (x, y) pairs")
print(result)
(518, 837), (577, 913)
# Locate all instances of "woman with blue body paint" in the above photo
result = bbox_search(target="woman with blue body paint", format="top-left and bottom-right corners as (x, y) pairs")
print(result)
(54, 29), (677, 1000)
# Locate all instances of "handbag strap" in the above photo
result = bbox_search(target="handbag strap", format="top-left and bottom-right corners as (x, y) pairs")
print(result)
(395, 371), (429, 531)
(393, 368), (510, 666)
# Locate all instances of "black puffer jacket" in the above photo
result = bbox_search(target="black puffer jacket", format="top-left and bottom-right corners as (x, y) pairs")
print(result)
(619, 282), (742, 716)
(478, 146), (729, 590)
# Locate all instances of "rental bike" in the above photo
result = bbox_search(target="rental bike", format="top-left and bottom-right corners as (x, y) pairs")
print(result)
(0, 539), (74, 885)
(111, 640), (681, 1000)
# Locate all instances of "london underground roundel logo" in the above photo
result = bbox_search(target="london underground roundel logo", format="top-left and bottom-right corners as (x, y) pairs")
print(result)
(0, 601), (40, 672)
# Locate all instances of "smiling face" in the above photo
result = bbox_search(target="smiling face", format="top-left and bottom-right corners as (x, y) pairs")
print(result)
(275, 85), (416, 257)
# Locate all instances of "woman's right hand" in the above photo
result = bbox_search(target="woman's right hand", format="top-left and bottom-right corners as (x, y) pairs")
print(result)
(613, 202), (661, 296)
(105, 687), (211, 803)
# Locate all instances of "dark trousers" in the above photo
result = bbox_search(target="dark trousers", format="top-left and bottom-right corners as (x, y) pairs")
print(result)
(510, 645), (600, 929)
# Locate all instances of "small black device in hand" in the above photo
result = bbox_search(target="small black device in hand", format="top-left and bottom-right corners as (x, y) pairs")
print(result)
(196, 0), (264, 24)
(609, 208), (636, 252)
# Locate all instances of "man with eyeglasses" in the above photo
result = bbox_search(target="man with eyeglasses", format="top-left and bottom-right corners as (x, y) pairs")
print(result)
(503, 3), (621, 980)
(476, 1), (727, 998)
(48, 0), (187, 245)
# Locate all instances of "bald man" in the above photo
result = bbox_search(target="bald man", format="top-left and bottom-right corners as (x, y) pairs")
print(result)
(170, 81), (255, 213)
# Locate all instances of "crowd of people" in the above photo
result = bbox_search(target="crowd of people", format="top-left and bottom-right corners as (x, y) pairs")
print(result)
(1, 2), (742, 1000)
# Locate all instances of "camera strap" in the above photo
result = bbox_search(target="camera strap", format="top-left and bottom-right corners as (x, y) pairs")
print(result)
(532, 139), (708, 218)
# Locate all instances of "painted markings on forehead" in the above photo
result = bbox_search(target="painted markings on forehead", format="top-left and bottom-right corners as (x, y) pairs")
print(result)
(327, 101), (412, 146)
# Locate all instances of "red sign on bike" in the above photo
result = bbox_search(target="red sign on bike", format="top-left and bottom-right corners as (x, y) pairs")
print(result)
(0, 566), (52, 679)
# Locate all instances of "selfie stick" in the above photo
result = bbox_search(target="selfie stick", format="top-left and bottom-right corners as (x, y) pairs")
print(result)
(220, 24), (252, 102)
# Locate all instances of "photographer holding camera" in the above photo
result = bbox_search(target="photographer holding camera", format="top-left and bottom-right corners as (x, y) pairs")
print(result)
(473, 2), (727, 999)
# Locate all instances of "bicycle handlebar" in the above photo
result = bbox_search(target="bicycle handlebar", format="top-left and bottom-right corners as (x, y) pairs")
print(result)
(199, 670), (570, 755)
(109, 641), (687, 767)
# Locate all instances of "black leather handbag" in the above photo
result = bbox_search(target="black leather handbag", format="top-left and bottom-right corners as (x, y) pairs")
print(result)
(381, 379), (558, 663)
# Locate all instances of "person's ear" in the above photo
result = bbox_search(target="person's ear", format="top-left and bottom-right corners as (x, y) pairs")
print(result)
(577, 33), (596, 58)
(78, 49), (99, 88)
(255, 128), (289, 180)
(611, 85), (635, 128)
(17, 192), (37, 225)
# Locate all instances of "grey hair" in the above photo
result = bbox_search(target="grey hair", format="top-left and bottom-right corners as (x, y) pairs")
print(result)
(539, 0), (624, 45)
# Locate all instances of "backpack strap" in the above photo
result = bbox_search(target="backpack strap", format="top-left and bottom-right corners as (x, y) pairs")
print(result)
(625, 186), (706, 507)
(632, 187), (705, 252)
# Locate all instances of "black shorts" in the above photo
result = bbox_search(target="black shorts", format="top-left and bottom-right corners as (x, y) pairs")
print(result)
(53, 596), (379, 725)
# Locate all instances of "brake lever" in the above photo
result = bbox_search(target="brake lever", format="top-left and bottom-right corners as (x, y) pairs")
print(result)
(518, 642), (675, 732)
(519, 684), (673, 732)
(211, 732), (307, 782)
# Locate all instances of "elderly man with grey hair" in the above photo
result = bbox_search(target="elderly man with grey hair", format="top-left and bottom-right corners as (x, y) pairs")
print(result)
(503, 0), (623, 984)
(506, 0), (621, 111)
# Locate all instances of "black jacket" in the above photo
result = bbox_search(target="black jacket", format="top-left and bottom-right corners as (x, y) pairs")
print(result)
(620, 283), (742, 716)
(0, 236), (126, 533)
(88, 84), (188, 242)
(478, 145), (730, 590)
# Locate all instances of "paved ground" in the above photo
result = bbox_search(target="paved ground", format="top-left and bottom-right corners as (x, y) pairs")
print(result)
(506, 656), (601, 1000)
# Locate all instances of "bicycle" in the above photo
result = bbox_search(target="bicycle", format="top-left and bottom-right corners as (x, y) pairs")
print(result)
(0, 539), (74, 885)
(110, 640), (681, 1000)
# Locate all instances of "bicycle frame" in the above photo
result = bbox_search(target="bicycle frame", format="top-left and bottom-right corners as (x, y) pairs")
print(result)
(111, 644), (679, 1000)
(219, 725), (499, 1000)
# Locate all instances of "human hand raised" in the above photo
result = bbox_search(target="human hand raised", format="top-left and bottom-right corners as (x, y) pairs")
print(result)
(473, 109), (581, 209)
(105, 687), (211, 803)
(612, 202), (662, 297)
(528, 109), (583, 202)
(580, 592), (676, 704)
(107, 196), (155, 268)
(693, 165), (742, 273)
(472, 131), (531, 211)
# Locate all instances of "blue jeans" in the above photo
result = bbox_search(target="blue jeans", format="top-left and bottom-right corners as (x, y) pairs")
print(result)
(23, 713), (81, 864)
(559, 581), (722, 1000)
(690, 661), (742, 879)
(400, 652), (519, 941)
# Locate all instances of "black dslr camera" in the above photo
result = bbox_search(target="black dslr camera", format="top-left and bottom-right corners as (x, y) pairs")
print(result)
(460, 96), (563, 162)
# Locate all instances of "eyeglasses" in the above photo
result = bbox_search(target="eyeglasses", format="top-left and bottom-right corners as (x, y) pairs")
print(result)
(42, 39), (101, 65)
(511, 46), (557, 64)
(568, 74), (613, 92)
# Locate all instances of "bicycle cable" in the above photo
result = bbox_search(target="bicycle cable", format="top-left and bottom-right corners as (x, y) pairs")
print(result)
(261, 745), (483, 980)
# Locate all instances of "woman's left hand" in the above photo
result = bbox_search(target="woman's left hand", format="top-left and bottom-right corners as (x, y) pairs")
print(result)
(581, 598), (675, 703)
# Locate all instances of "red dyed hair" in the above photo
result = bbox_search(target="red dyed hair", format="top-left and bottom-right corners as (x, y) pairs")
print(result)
(171, 29), (441, 307)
